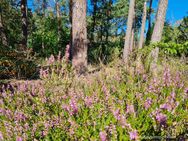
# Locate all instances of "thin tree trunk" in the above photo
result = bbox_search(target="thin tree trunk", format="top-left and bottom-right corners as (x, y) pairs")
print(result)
(91, 0), (97, 42)
(69, 0), (73, 60)
(136, 1), (147, 72)
(41, 0), (47, 54)
(71, 0), (88, 74)
(0, 10), (8, 46)
(42, 0), (46, 16)
(21, 0), (28, 49)
(123, 0), (135, 63)
(138, 0), (147, 49)
(150, 0), (168, 74)
(146, 0), (153, 43)
(56, 1), (62, 43)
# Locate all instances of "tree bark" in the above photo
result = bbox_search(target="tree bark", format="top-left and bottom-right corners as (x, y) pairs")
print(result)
(71, 0), (88, 73)
(42, 0), (47, 16)
(146, 0), (153, 43)
(136, 1), (147, 72)
(129, 28), (134, 53)
(56, 1), (62, 43)
(21, 0), (28, 49)
(123, 0), (135, 63)
(150, 0), (168, 74)
(91, 0), (97, 42)
(0, 9), (8, 46)
(138, 0), (147, 49)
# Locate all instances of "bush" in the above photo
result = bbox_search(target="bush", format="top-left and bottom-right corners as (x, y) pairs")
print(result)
(0, 57), (188, 140)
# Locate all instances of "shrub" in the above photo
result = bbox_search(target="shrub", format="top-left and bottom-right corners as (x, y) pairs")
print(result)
(0, 57), (188, 140)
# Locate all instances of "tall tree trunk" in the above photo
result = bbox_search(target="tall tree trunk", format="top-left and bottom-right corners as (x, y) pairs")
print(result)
(42, 0), (46, 16)
(123, 0), (135, 63)
(71, 0), (88, 73)
(138, 0), (147, 49)
(146, 0), (153, 43)
(56, 1), (62, 44)
(21, 0), (28, 49)
(42, 0), (46, 53)
(150, 0), (168, 74)
(105, 0), (112, 43)
(136, 1), (147, 72)
(0, 10), (8, 46)
(91, 0), (97, 42)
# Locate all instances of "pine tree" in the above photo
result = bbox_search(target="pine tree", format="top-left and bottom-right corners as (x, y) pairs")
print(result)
(21, 0), (28, 49)
(138, 0), (147, 49)
(71, 0), (88, 73)
(150, 0), (168, 74)
(0, 5), (8, 46)
(123, 0), (135, 63)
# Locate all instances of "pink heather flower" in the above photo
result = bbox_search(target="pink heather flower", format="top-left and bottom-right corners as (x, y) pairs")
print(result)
(0, 131), (3, 140)
(136, 93), (143, 101)
(16, 136), (22, 141)
(65, 44), (70, 62)
(160, 103), (172, 111)
(14, 111), (26, 122)
(170, 91), (176, 99)
(40, 68), (49, 78)
(0, 99), (3, 106)
(129, 130), (138, 140)
(144, 98), (152, 109)
(156, 113), (167, 126)
(119, 115), (132, 129)
(142, 74), (147, 81)
(70, 99), (78, 115)
(99, 131), (107, 141)
(126, 104), (135, 114)
(113, 109), (121, 120)
(163, 68), (171, 87)
(42, 130), (48, 137)
(48, 54), (55, 65)
(84, 96), (93, 107)
(185, 88), (188, 94)
(18, 83), (27, 92)
(102, 85), (110, 100)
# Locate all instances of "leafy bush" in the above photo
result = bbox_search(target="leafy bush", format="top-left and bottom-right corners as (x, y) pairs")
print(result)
(140, 42), (188, 58)
(0, 56), (188, 140)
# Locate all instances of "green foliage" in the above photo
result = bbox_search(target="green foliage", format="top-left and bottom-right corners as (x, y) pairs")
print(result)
(152, 42), (188, 56)
(162, 16), (188, 44)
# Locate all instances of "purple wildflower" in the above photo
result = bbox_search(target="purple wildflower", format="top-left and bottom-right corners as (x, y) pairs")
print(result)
(113, 109), (121, 120)
(40, 68), (49, 78)
(0, 131), (3, 140)
(163, 68), (172, 87)
(16, 136), (22, 141)
(65, 44), (70, 62)
(84, 96), (93, 107)
(129, 130), (138, 140)
(144, 98), (152, 109)
(126, 104), (135, 114)
(160, 103), (172, 111)
(99, 131), (107, 141)
(156, 112), (167, 126)
(119, 115), (131, 129)
(48, 54), (55, 65)
(70, 99), (78, 115)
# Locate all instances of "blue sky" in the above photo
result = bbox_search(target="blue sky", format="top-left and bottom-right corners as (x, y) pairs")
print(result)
(28, 0), (188, 23)
(153, 0), (188, 23)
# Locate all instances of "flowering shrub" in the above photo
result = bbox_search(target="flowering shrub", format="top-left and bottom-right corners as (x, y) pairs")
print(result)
(0, 56), (188, 140)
